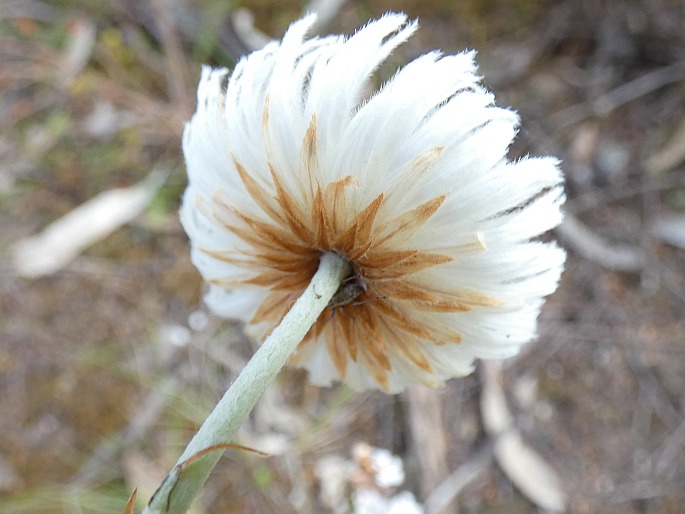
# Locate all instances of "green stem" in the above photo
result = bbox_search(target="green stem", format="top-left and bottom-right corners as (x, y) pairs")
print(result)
(143, 252), (350, 514)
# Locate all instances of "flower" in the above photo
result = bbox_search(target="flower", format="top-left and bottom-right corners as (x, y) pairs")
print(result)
(180, 13), (565, 393)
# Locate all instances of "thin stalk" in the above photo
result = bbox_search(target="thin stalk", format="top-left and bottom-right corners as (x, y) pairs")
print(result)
(143, 252), (350, 514)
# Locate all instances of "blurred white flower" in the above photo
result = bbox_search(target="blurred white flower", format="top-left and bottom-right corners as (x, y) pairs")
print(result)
(180, 13), (565, 392)
(353, 442), (405, 488)
(353, 489), (424, 514)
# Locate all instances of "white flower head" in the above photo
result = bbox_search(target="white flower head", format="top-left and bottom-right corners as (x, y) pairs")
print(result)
(180, 13), (566, 393)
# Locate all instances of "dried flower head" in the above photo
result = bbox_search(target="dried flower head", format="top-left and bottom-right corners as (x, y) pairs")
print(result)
(180, 14), (565, 393)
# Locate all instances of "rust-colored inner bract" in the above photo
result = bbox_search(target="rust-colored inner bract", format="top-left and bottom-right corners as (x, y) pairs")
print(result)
(201, 114), (499, 389)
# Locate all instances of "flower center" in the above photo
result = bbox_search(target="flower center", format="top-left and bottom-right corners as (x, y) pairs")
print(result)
(327, 269), (366, 309)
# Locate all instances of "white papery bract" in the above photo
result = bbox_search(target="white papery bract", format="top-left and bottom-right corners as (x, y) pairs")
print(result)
(180, 13), (566, 393)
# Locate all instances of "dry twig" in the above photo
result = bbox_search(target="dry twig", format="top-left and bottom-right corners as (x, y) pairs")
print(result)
(552, 61), (685, 128)
(556, 214), (644, 272)
(480, 362), (567, 512)
(149, 0), (193, 117)
(424, 446), (492, 514)
(404, 386), (449, 498)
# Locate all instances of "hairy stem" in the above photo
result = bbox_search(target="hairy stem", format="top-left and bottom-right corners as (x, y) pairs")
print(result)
(143, 252), (350, 514)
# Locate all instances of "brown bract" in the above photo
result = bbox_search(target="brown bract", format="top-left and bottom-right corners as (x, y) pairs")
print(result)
(200, 115), (499, 390)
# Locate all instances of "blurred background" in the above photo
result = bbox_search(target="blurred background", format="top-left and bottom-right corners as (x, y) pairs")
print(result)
(1, 0), (685, 512)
